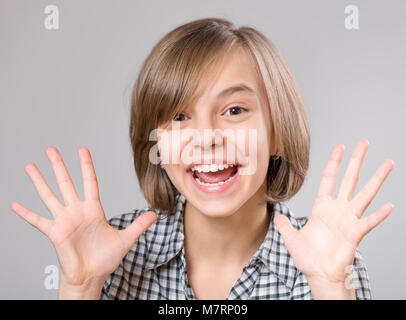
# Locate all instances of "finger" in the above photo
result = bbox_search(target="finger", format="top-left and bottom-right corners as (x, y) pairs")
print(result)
(337, 139), (369, 201)
(352, 159), (394, 217)
(25, 163), (64, 216)
(78, 147), (100, 201)
(273, 214), (298, 252)
(45, 147), (79, 206)
(359, 203), (394, 237)
(10, 202), (53, 236)
(119, 211), (158, 252)
(316, 144), (345, 199)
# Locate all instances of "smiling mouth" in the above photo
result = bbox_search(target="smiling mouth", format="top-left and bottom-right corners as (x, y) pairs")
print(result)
(190, 164), (239, 186)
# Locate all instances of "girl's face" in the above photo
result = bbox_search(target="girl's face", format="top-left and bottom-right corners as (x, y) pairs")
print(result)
(158, 47), (274, 217)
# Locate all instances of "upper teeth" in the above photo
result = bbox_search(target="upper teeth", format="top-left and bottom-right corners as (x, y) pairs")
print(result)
(191, 164), (235, 172)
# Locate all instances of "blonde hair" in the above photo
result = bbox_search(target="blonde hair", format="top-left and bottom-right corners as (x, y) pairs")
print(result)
(129, 17), (310, 214)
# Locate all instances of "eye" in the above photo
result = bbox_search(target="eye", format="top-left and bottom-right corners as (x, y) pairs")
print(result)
(173, 113), (190, 121)
(224, 105), (247, 116)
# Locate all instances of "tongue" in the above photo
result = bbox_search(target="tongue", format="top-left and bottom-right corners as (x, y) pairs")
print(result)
(194, 167), (236, 183)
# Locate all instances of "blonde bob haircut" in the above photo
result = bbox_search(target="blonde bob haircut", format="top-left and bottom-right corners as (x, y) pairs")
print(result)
(130, 17), (310, 215)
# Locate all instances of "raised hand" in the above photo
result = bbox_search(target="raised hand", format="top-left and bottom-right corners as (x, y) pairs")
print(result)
(274, 139), (394, 298)
(10, 147), (157, 297)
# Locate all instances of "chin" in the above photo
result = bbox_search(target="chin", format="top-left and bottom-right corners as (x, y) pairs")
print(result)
(191, 200), (243, 218)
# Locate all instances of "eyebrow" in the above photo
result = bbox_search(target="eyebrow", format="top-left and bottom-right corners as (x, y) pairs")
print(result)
(216, 83), (257, 99)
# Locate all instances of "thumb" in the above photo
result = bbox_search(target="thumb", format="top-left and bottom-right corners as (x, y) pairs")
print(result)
(119, 211), (158, 252)
(273, 214), (298, 249)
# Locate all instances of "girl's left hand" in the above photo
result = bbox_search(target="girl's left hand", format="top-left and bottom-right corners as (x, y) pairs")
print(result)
(274, 139), (394, 296)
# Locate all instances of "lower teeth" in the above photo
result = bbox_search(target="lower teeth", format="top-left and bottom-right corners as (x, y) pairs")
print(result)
(194, 174), (235, 186)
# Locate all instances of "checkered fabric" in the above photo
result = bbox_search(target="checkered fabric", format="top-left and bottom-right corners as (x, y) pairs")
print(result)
(100, 193), (372, 300)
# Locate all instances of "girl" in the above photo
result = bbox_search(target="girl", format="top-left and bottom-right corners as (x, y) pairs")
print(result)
(11, 18), (394, 300)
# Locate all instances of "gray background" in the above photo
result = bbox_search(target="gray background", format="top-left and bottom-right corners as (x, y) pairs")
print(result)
(1, 0), (404, 299)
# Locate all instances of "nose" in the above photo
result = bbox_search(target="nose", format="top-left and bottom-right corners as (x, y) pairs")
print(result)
(191, 117), (224, 156)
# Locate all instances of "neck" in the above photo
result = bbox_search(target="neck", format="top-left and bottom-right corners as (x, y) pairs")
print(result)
(183, 185), (270, 266)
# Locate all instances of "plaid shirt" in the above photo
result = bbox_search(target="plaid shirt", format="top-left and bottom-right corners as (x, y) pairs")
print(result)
(100, 193), (372, 300)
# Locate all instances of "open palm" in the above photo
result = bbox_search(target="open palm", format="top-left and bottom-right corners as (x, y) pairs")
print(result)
(10, 147), (157, 286)
(274, 139), (394, 283)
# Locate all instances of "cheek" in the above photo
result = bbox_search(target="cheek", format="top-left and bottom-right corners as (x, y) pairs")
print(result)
(162, 165), (184, 190)
(157, 131), (191, 192)
(236, 118), (269, 177)
(257, 123), (270, 160)
(255, 113), (271, 162)
(158, 130), (189, 166)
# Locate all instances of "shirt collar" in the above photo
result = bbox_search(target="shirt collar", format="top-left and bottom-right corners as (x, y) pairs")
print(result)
(253, 201), (300, 290)
(143, 193), (186, 269)
(143, 193), (298, 290)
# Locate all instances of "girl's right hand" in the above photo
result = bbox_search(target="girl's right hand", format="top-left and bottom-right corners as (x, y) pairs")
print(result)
(10, 147), (157, 295)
